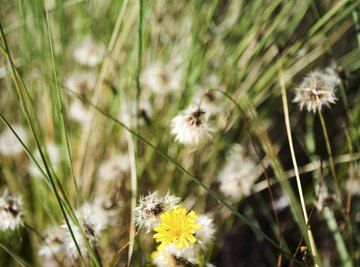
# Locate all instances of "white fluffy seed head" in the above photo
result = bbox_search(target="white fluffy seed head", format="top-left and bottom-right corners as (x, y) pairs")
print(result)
(40, 198), (116, 265)
(66, 71), (96, 95)
(0, 124), (28, 157)
(73, 36), (105, 67)
(151, 244), (199, 267)
(293, 68), (340, 113)
(0, 191), (24, 231)
(38, 226), (67, 267)
(68, 100), (92, 126)
(194, 214), (216, 249)
(134, 191), (180, 232)
(314, 182), (337, 211)
(61, 219), (97, 261)
(217, 144), (258, 201)
(39, 226), (67, 257)
(98, 154), (130, 181)
(141, 63), (182, 95)
(171, 105), (213, 146)
(76, 197), (118, 232)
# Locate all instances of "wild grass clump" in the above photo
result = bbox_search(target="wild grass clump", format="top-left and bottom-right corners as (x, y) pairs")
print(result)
(0, 0), (360, 266)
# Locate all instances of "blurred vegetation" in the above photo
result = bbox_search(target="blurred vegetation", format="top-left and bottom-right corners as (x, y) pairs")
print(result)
(0, 0), (360, 266)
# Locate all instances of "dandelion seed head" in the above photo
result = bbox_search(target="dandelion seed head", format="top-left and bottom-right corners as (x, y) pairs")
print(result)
(153, 207), (202, 250)
(74, 37), (105, 67)
(66, 71), (96, 95)
(194, 214), (216, 249)
(62, 219), (97, 261)
(69, 100), (92, 126)
(0, 124), (28, 157)
(76, 197), (118, 232)
(38, 226), (67, 258)
(314, 182), (337, 211)
(60, 200), (111, 261)
(141, 63), (182, 95)
(217, 144), (258, 201)
(171, 105), (213, 146)
(151, 246), (198, 267)
(0, 191), (23, 231)
(293, 68), (340, 113)
(135, 191), (180, 232)
(98, 154), (130, 181)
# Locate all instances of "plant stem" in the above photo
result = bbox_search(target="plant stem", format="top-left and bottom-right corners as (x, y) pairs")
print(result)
(318, 111), (342, 200)
(278, 64), (320, 266)
(127, 0), (143, 265)
(323, 207), (353, 267)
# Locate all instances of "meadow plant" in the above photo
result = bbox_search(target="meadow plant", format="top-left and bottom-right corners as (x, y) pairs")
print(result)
(0, 0), (359, 266)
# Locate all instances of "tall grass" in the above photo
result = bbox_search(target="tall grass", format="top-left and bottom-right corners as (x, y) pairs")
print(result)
(0, 0), (359, 266)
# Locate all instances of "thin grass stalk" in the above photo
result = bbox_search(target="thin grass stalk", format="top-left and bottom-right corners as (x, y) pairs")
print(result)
(309, 1), (360, 201)
(0, 242), (29, 267)
(43, 0), (78, 205)
(351, 2), (360, 48)
(110, 232), (138, 266)
(344, 127), (356, 214)
(318, 111), (342, 198)
(253, 152), (360, 193)
(136, 0), (143, 136)
(310, 2), (359, 255)
(0, 114), (103, 266)
(127, 0), (143, 265)
(217, 41), (313, 238)
(0, 115), (53, 189)
(126, 132), (137, 266)
(305, 113), (353, 266)
(0, 113), (79, 228)
(307, 0), (351, 37)
(24, 223), (64, 267)
(278, 63), (320, 266)
(75, 0), (130, 179)
(310, 0), (360, 151)
(0, 22), (96, 267)
(323, 207), (353, 267)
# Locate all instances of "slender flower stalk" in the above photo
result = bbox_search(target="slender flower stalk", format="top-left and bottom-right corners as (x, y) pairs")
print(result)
(279, 65), (320, 266)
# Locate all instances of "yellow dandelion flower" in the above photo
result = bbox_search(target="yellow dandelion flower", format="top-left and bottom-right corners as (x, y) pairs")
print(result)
(153, 207), (201, 250)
